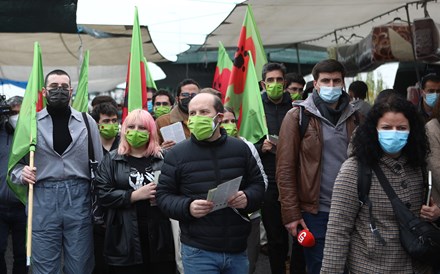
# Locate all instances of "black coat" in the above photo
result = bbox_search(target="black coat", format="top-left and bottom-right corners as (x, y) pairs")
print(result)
(255, 91), (292, 186)
(95, 151), (174, 266)
(156, 131), (265, 253)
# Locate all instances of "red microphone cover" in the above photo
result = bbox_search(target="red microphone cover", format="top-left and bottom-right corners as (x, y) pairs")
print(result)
(297, 229), (315, 247)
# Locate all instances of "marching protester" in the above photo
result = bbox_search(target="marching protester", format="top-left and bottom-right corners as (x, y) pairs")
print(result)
(0, 96), (27, 274)
(10, 70), (103, 274)
(321, 94), (433, 273)
(94, 109), (175, 274)
(156, 93), (265, 274)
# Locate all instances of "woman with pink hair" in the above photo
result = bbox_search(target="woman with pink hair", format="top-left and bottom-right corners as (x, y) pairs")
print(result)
(95, 109), (175, 274)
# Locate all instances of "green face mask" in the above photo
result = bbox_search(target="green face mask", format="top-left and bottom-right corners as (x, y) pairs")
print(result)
(222, 123), (238, 137)
(154, 106), (171, 118)
(266, 82), (284, 100)
(125, 130), (150, 148)
(290, 93), (302, 101)
(99, 123), (119, 139)
(188, 115), (218, 141)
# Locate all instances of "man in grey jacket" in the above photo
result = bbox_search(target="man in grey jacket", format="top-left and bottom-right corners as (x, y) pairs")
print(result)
(10, 70), (103, 274)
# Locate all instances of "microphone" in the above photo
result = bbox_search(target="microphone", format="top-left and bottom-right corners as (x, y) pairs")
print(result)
(297, 229), (315, 247)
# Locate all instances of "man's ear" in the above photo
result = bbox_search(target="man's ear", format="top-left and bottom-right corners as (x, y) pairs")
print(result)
(217, 112), (224, 123)
(42, 87), (47, 98)
(260, 80), (266, 90)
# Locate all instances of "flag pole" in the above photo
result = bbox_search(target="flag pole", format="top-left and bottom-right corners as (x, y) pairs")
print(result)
(26, 149), (35, 266)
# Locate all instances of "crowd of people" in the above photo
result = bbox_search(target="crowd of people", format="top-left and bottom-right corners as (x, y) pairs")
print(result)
(1, 58), (440, 274)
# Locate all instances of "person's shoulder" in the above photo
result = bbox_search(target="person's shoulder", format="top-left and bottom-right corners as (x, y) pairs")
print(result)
(156, 112), (171, 126)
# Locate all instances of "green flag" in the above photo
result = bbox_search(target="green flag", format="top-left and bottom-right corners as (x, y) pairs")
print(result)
(122, 7), (148, 121)
(236, 53), (268, 143)
(72, 50), (89, 112)
(212, 41), (233, 101)
(7, 42), (43, 204)
(144, 57), (157, 90)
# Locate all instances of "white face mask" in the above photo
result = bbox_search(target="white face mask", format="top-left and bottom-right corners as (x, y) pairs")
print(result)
(8, 114), (18, 129)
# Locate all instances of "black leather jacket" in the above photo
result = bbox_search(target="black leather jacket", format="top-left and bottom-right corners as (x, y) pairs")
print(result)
(95, 150), (174, 266)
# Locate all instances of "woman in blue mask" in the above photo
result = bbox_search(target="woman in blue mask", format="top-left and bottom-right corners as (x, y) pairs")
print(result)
(321, 93), (435, 273)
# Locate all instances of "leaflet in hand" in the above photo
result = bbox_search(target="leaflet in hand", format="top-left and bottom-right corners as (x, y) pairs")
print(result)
(207, 176), (243, 212)
(160, 122), (186, 143)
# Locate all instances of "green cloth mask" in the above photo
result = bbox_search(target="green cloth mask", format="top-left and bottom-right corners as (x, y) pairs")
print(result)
(222, 123), (238, 137)
(125, 130), (150, 148)
(154, 106), (171, 118)
(266, 83), (284, 100)
(188, 115), (218, 141)
(99, 123), (119, 139)
(290, 93), (302, 101)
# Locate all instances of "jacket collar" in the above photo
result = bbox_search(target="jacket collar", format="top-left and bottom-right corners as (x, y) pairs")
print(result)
(169, 106), (189, 124)
(38, 107), (83, 123)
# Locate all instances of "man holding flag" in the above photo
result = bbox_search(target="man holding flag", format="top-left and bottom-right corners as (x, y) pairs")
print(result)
(10, 70), (103, 274)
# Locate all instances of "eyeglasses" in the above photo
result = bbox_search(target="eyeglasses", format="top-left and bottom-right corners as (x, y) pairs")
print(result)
(154, 102), (170, 106)
(265, 77), (284, 84)
(180, 92), (197, 98)
(287, 87), (303, 92)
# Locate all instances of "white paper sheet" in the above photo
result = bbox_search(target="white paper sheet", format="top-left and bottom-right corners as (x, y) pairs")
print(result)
(207, 176), (243, 212)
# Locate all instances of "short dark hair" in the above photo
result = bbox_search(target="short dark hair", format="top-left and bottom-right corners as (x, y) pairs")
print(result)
(374, 89), (404, 104)
(421, 73), (440, 90)
(176, 79), (200, 97)
(285, 73), (306, 87)
(153, 89), (174, 105)
(147, 87), (157, 94)
(312, 59), (345, 80)
(223, 106), (236, 119)
(262, 63), (287, 80)
(91, 102), (119, 123)
(349, 81), (368, 100)
(45, 69), (71, 87)
(91, 95), (118, 108)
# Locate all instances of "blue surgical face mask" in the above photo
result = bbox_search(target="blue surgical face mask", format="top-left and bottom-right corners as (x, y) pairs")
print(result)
(147, 101), (153, 113)
(318, 86), (342, 103)
(425, 93), (439, 108)
(377, 129), (409, 154)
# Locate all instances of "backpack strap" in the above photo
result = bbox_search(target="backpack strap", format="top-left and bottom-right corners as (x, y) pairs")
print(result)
(82, 112), (95, 161)
(299, 106), (309, 140)
(357, 160), (386, 245)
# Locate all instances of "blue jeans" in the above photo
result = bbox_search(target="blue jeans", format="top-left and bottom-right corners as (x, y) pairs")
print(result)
(302, 211), (329, 274)
(181, 243), (248, 274)
(0, 204), (27, 274)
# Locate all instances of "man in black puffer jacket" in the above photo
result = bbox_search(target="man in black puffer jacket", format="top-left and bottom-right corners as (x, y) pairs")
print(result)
(156, 93), (265, 274)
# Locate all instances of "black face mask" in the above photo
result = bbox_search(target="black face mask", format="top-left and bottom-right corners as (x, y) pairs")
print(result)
(178, 97), (191, 114)
(46, 88), (70, 109)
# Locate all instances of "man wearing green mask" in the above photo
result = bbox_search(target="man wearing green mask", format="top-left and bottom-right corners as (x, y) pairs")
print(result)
(90, 101), (120, 274)
(285, 72), (306, 103)
(91, 102), (120, 153)
(256, 62), (296, 274)
(156, 79), (200, 150)
(152, 89), (174, 119)
(156, 93), (265, 274)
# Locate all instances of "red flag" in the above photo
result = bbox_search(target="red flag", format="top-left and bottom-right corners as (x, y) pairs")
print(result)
(122, 7), (148, 122)
(225, 4), (267, 103)
(212, 42), (232, 102)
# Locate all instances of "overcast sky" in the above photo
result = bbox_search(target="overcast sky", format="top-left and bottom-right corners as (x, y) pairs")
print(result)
(76, 0), (243, 61)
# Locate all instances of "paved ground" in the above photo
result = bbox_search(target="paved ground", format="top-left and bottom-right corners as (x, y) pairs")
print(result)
(6, 235), (271, 274)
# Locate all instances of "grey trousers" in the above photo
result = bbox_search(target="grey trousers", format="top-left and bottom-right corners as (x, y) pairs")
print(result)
(31, 179), (94, 274)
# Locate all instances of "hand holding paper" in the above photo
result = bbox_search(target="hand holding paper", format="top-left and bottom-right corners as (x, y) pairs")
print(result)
(228, 191), (247, 209)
